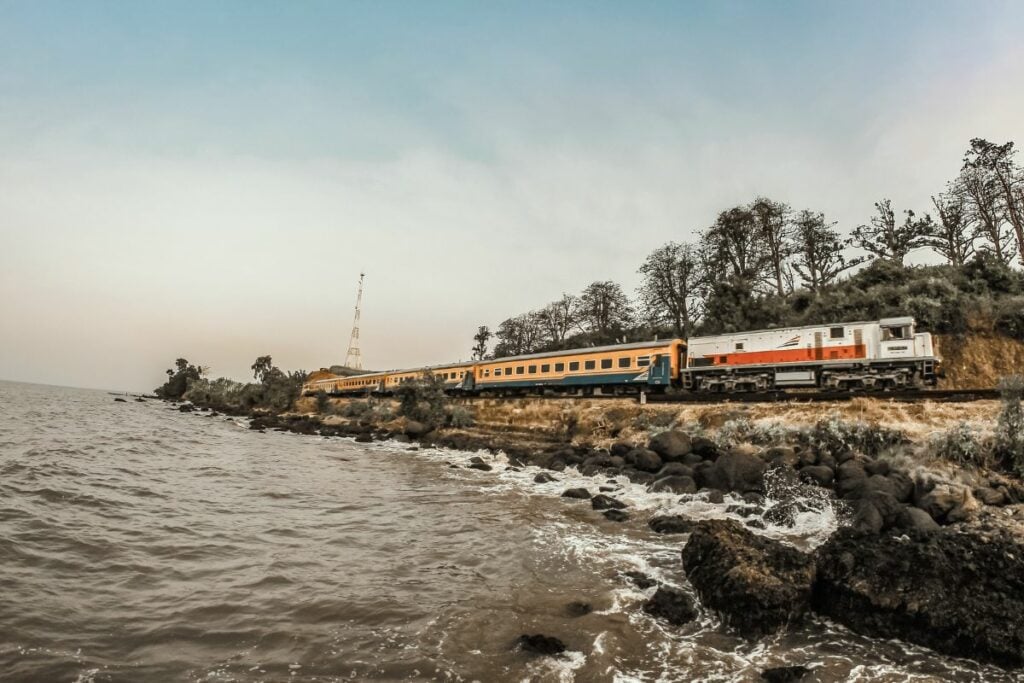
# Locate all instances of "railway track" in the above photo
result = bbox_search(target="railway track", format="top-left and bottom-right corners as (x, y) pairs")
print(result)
(447, 388), (1001, 404)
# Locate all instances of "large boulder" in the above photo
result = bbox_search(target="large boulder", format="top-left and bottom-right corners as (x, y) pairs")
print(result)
(561, 488), (591, 499)
(404, 420), (432, 438)
(915, 482), (978, 525)
(631, 449), (663, 473)
(813, 528), (1024, 667)
(591, 494), (627, 510)
(642, 585), (697, 626)
(681, 519), (815, 636)
(648, 430), (692, 461)
(648, 515), (698, 535)
(701, 449), (768, 494)
(648, 475), (697, 495)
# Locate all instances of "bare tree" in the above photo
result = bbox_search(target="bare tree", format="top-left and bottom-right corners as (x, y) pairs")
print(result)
(956, 159), (1015, 263)
(924, 194), (978, 266)
(963, 138), (1024, 265)
(578, 281), (633, 340)
(535, 294), (579, 345)
(790, 210), (862, 291)
(851, 199), (931, 264)
(750, 197), (793, 295)
(637, 241), (704, 337)
(471, 326), (491, 361)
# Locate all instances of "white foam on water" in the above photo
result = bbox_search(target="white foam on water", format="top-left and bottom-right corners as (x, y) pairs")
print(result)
(518, 649), (586, 683)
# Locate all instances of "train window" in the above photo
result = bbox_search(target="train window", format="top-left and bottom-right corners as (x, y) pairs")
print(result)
(735, 342), (744, 350)
(569, 361), (580, 371)
(528, 365), (537, 374)
(637, 356), (651, 367)
(494, 368), (502, 376)
(719, 356), (728, 363)
(516, 366), (525, 375)
(618, 357), (630, 368)
(601, 358), (612, 369)
(830, 326), (845, 339)
(555, 362), (565, 372)
(541, 364), (550, 372)
(585, 360), (596, 370)
(882, 325), (909, 341)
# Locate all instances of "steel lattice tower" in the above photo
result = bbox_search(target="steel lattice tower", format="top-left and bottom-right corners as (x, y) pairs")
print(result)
(344, 272), (365, 370)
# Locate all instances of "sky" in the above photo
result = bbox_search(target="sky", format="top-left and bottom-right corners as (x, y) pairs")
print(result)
(1, 1), (1022, 391)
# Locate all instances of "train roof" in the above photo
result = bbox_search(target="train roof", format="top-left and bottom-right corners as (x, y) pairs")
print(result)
(687, 318), (917, 342)
(479, 339), (683, 364)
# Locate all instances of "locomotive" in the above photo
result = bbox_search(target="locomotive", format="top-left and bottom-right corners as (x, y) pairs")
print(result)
(303, 317), (939, 397)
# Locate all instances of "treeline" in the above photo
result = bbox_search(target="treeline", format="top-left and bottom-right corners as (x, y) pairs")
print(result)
(474, 138), (1024, 358)
(155, 355), (307, 413)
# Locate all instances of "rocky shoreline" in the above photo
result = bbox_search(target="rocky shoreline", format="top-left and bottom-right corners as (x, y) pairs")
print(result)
(172, 400), (1024, 672)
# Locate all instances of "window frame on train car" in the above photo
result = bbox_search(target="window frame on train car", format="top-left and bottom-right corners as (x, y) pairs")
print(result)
(568, 361), (579, 371)
(494, 368), (502, 376)
(515, 366), (525, 375)
(618, 357), (631, 368)
(601, 358), (613, 369)
(735, 342), (744, 350)
(830, 326), (845, 339)
(528, 365), (537, 374)
(636, 356), (651, 367)
(541, 364), (550, 373)
(584, 360), (596, 370)
(554, 362), (565, 372)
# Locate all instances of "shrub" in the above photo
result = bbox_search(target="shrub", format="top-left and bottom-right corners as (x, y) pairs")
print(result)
(446, 405), (475, 428)
(927, 421), (993, 469)
(803, 414), (904, 457)
(395, 373), (448, 426)
(315, 390), (331, 414)
(995, 375), (1024, 476)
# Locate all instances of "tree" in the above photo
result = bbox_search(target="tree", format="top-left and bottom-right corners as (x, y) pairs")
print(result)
(963, 138), (1024, 265)
(924, 194), (978, 267)
(750, 197), (793, 295)
(155, 358), (203, 399)
(851, 199), (931, 264)
(790, 210), (861, 291)
(637, 241), (704, 337)
(578, 281), (633, 341)
(956, 156), (1015, 263)
(471, 326), (491, 361)
(251, 355), (274, 383)
(701, 205), (771, 283)
(493, 313), (543, 357)
(535, 294), (580, 345)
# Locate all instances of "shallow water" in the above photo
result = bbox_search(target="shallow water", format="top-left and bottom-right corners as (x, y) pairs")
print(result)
(0, 380), (1016, 682)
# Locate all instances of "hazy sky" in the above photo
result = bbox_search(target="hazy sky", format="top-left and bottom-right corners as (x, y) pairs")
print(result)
(1, 1), (1022, 391)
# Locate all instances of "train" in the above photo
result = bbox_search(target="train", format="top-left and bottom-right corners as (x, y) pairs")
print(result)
(302, 317), (940, 397)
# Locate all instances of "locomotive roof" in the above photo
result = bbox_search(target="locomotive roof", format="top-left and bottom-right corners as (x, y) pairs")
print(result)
(688, 318), (916, 342)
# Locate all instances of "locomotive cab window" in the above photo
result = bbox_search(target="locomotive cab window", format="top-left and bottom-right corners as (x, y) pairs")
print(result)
(830, 327), (845, 339)
(555, 362), (565, 372)
(584, 360), (596, 370)
(618, 357), (631, 368)
(882, 325), (910, 341)
(569, 361), (580, 371)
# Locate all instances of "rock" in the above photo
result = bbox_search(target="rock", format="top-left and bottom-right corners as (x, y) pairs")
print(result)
(916, 483), (975, 525)
(798, 465), (834, 487)
(404, 420), (432, 438)
(690, 436), (720, 459)
(726, 504), (762, 518)
(648, 430), (692, 460)
(817, 453), (837, 470)
(764, 445), (799, 468)
(741, 491), (766, 505)
(642, 585), (697, 626)
(565, 601), (592, 617)
(761, 665), (811, 682)
(113, 397), (127, 403)
(623, 469), (656, 486)
(764, 500), (816, 528)
(887, 471), (914, 503)
(648, 475), (697, 495)
(134, 397), (145, 402)
(704, 450), (767, 493)
(598, 485), (616, 492)
(850, 499), (884, 534)
(648, 515), (698, 534)
(354, 433), (374, 443)
(534, 472), (557, 484)
(178, 404), (195, 412)
(591, 494), (627, 510)
(561, 488), (592, 500)
(895, 505), (941, 531)
(657, 462), (694, 478)
(813, 528), (1024, 667)
(683, 453), (705, 466)
(515, 634), (566, 656)
(681, 519), (815, 636)
(632, 449), (663, 473)
(603, 509), (629, 522)
(610, 440), (634, 457)
(836, 459), (866, 482)
(467, 462), (492, 471)
(608, 455), (626, 469)
(975, 486), (1008, 506)
(702, 488), (726, 504)
(865, 459), (890, 476)
(624, 570), (656, 589)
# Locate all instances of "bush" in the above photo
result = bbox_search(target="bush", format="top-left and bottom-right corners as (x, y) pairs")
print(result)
(803, 414), (904, 457)
(995, 375), (1024, 476)
(446, 405), (475, 428)
(395, 373), (448, 426)
(927, 421), (993, 469)
(315, 390), (331, 414)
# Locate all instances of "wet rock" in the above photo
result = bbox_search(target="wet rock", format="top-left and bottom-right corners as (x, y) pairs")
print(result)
(746, 519), (766, 529)
(642, 585), (697, 626)
(657, 462), (694, 478)
(817, 453), (837, 470)
(134, 397), (146, 402)
(591, 494), (627, 510)
(760, 665), (811, 682)
(608, 455), (626, 469)
(623, 469), (656, 486)
(623, 570), (656, 589)
(798, 465), (834, 487)
(565, 601), (592, 617)
(648, 475), (697, 495)
(648, 430), (692, 461)
(631, 449), (663, 473)
(354, 433), (373, 443)
(598, 485), (616, 492)
(764, 445), (799, 469)
(681, 519), (815, 636)
(887, 470), (914, 503)
(467, 462), (492, 471)
(741, 491), (766, 505)
(764, 500), (816, 528)
(703, 450), (767, 494)
(865, 459), (890, 476)
(113, 397), (127, 403)
(690, 436), (720, 459)
(682, 453), (705, 466)
(404, 420), (432, 438)
(610, 440), (634, 457)
(813, 528), (1024, 667)
(702, 489), (726, 504)
(534, 472), (557, 484)
(515, 634), (566, 656)
(648, 515), (697, 535)
(561, 488), (591, 500)
(850, 498), (884, 533)
(603, 509), (629, 522)
(178, 404), (195, 412)
(895, 505), (941, 531)
(726, 504), (762, 518)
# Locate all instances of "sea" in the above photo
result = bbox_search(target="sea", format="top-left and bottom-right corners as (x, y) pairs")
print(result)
(0, 380), (1016, 682)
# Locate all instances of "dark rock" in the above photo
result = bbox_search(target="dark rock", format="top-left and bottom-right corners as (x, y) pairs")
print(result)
(817, 453), (837, 470)
(895, 505), (941, 531)
(705, 450), (767, 493)
(836, 459), (866, 482)
(865, 459), (890, 476)
(404, 420), (432, 438)
(798, 465), (834, 487)
(603, 509), (629, 522)
(561, 488), (591, 500)
(565, 601), (592, 617)
(916, 483), (973, 525)
(850, 499), (884, 534)
(516, 634), (566, 656)
(975, 486), (1008, 506)
(702, 488), (726, 504)
(648, 475), (697, 495)
(682, 519), (815, 636)
(657, 462), (694, 478)
(598, 485), (616, 492)
(648, 430), (692, 461)
(548, 458), (567, 472)
(834, 448), (856, 464)
(113, 397), (127, 403)
(354, 433), (373, 443)
(632, 449), (663, 473)
(623, 570), (656, 589)
(690, 436), (720, 459)
(642, 585), (697, 626)
(764, 446), (799, 469)
(682, 453), (705, 466)
(764, 500), (816, 528)
(649, 515), (697, 535)
(591, 494), (627, 510)
(761, 665), (811, 682)
(534, 472), (557, 484)
(741, 491), (766, 505)
(134, 397), (145, 402)
(608, 455), (625, 469)
(610, 440), (634, 457)
(467, 462), (492, 471)
(887, 471), (914, 503)
(813, 528), (1024, 667)
(746, 519), (766, 529)
(726, 504), (762, 518)
(623, 469), (656, 486)
(178, 404), (195, 412)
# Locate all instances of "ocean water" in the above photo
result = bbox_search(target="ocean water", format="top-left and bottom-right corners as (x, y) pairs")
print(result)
(0, 380), (1016, 682)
